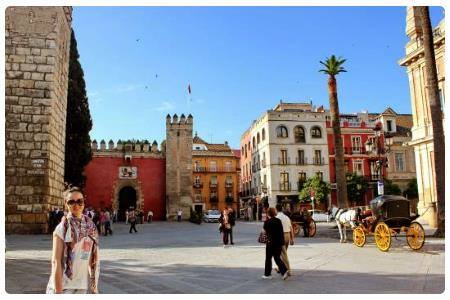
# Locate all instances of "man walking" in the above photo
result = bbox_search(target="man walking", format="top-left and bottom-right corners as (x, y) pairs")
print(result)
(147, 210), (153, 223)
(128, 207), (138, 233)
(276, 204), (294, 276)
(177, 208), (182, 222)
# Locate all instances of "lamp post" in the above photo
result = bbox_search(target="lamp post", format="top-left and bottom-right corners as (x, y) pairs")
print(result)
(365, 122), (393, 195)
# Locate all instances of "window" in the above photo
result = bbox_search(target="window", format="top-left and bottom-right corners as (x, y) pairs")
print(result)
(294, 126), (305, 143)
(316, 171), (323, 181)
(257, 133), (260, 145)
(351, 136), (361, 153)
(387, 120), (393, 132)
(298, 172), (307, 182)
(276, 125), (289, 138)
(280, 149), (288, 164)
(210, 161), (217, 172)
(280, 172), (290, 191)
(439, 88), (445, 111)
(194, 176), (201, 184)
(395, 153), (405, 172)
(226, 176), (233, 185)
(252, 137), (256, 149)
(262, 128), (266, 141)
(314, 150), (322, 165)
(311, 126), (322, 138)
(225, 161), (232, 172)
(211, 175), (217, 185)
(263, 174), (267, 187)
(244, 145), (247, 158)
(194, 161), (202, 171)
(297, 149), (305, 165)
(353, 161), (363, 176)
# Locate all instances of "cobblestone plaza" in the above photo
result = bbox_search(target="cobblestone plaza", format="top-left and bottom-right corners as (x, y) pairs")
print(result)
(5, 221), (444, 294)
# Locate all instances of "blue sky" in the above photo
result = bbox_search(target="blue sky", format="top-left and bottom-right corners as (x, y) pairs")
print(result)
(72, 6), (444, 149)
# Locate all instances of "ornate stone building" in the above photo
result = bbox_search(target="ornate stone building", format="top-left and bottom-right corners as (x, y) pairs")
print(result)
(240, 102), (330, 210)
(192, 134), (240, 213)
(5, 7), (73, 233)
(399, 8), (445, 227)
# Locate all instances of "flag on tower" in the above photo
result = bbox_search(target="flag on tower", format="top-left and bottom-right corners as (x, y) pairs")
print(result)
(188, 83), (191, 94)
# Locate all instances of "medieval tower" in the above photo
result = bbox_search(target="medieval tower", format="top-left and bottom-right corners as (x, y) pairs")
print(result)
(5, 7), (72, 233)
(165, 114), (193, 220)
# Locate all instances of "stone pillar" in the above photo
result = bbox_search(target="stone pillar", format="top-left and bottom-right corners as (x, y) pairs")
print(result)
(165, 114), (193, 220)
(5, 7), (72, 233)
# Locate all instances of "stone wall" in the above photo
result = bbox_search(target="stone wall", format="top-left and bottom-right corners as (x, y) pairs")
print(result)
(165, 114), (193, 220)
(5, 7), (72, 233)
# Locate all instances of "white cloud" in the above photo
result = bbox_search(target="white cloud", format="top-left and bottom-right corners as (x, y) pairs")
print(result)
(155, 101), (176, 111)
(116, 84), (141, 93)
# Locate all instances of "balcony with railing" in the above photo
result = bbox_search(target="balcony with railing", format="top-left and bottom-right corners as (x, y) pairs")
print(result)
(313, 157), (325, 165)
(193, 182), (203, 188)
(194, 166), (237, 173)
(296, 157), (307, 165)
(225, 182), (233, 188)
(279, 182), (291, 191)
(278, 157), (290, 165)
(225, 197), (234, 203)
(210, 182), (218, 188)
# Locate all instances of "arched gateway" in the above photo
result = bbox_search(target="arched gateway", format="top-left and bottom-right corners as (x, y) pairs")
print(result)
(118, 186), (137, 221)
(112, 179), (144, 222)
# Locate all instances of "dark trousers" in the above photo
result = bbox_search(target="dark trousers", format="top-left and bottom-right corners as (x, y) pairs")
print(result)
(264, 244), (287, 276)
(222, 228), (230, 245)
(129, 221), (137, 233)
(229, 227), (234, 244)
(104, 221), (113, 236)
(177, 215), (181, 222)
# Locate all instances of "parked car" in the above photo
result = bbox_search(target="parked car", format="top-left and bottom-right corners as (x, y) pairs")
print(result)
(308, 209), (329, 222)
(203, 210), (221, 223)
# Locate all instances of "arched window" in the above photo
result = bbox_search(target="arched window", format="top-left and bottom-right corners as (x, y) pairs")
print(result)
(294, 126), (306, 143)
(257, 133), (260, 144)
(276, 125), (288, 138)
(311, 126), (322, 138)
(252, 137), (256, 149)
(262, 128), (266, 141)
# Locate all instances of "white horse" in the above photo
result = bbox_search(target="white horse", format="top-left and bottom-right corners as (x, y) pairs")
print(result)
(330, 206), (361, 243)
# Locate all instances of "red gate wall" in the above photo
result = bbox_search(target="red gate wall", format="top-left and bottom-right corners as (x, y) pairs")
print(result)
(83, 156), (166, 220)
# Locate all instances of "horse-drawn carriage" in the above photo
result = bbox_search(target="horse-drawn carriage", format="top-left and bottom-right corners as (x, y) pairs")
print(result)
(289, 212), (317, 237)
(353, 195), (425, 252)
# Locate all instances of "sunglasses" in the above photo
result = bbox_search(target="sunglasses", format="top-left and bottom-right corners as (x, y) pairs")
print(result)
(67, 199), (85, 206)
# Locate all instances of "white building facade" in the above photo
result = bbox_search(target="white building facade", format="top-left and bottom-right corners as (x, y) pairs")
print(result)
(242, 102), (330, 208)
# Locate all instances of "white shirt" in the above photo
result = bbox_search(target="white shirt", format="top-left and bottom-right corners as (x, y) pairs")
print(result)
(276, 212), (292, 233)
(47, 222), (97, 291)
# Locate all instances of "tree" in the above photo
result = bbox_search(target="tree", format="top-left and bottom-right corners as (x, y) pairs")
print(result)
(346, 173), (369, 206)
(383, 179), (402, 196)
(299, 175), (331, 207)
(64, 29), (93, 187)
(319, 55), (349, 208)
(403, 178), (419, 199)
(418, 6), (445, 236)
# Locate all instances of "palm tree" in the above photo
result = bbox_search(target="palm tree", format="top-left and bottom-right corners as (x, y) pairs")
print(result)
(418, 7), (445, 237)
(319, 55), (349, 208)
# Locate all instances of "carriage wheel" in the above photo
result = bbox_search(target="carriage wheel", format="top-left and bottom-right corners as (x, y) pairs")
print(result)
(406, 222), (425, 250)
(353, 226), (366, 247)
(308, 220), (317, 237)
(293, 223), (300, 236)
(374, 222), (391, 252)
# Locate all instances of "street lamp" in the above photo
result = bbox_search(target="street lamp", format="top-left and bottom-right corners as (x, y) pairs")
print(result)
(364, 122), (393, 195)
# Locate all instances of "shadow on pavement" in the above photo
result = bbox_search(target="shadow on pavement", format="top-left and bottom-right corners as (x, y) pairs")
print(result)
(5, 258), (444, 294)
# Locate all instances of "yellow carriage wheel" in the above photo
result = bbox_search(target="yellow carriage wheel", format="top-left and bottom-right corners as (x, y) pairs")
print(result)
(353, 226), (366, 247)
(406, 222), (425, 250)
(293, 223), (300, 236)
(374, 222), (391, 252)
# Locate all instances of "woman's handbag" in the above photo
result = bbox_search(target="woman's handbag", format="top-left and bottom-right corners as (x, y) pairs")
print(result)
(258, 230), (267, 244)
